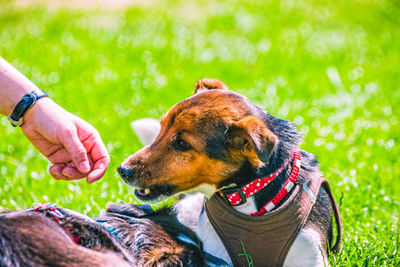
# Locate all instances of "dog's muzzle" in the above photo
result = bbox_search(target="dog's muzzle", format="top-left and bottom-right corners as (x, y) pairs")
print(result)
(117, 165), (135, 184)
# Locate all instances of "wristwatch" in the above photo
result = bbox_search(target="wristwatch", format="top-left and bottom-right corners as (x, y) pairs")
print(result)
(7, 88), (48, 127)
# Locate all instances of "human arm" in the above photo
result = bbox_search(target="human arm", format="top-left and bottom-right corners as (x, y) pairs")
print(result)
(0, 57), (110, 182)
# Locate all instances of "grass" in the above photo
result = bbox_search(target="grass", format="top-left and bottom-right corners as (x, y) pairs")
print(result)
(239, 241), (254, 267)
(0, 0), (399, 265)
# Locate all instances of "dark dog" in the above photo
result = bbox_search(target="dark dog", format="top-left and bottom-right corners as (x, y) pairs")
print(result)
(119, 79), (342, 266)
(0, 203), (225, 267)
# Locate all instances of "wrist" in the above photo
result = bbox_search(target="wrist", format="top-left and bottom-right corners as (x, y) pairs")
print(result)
(23, 95), (51, 125)
(0, 57), (39, 115)
(0, 87), (33, 115)
(7, 89), (49, 127)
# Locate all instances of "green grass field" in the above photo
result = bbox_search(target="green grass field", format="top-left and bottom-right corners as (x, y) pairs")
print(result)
(0, 0), (399, 265)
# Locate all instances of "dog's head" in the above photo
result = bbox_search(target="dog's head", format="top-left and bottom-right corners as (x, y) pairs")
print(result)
(118, 79), (278, 202)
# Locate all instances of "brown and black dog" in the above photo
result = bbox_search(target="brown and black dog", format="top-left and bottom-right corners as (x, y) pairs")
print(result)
(0, 202), (225, 266)
(119, 79), (342, 266)
(0, 79), (341, 267)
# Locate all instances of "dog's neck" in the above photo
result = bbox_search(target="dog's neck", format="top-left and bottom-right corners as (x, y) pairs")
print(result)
(225, 161), (295, 215)
(216, 111), (302, 215)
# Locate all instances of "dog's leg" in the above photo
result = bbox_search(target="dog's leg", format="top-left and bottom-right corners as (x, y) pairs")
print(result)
(174, 193), (233, 265)
(197, 207), (233, 266)
(174, 192), (205, 232)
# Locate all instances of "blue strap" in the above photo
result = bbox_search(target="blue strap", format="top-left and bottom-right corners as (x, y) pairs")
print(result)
(97, 221), (119, 238)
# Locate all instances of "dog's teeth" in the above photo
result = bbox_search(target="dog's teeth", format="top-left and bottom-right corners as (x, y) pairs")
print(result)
(144, 188), (150, 195)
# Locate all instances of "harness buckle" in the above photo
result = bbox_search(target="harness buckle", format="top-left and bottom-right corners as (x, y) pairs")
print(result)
(220, 187), (247, 206)
(27, 203), (65, 219)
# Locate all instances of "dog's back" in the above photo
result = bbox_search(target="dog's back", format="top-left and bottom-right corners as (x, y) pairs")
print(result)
(0, 204), (226, 267)
(0, 210), (129, 267)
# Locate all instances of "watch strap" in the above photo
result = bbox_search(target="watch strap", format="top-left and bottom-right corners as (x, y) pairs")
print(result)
(8, 89), (48, 127)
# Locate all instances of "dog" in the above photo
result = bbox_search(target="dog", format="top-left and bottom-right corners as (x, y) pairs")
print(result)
(0, 202), (226, 266)
(119, 79), (342, 267)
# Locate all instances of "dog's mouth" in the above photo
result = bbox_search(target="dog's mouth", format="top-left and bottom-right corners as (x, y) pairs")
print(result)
(133, 184), (177, 203)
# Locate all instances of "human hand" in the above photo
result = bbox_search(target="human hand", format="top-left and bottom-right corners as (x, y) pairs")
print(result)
(21, 97), (110, 183)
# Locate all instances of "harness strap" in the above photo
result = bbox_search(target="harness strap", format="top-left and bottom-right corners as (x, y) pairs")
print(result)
(97, 221), (119, 238)
(303, 183), (317, 204)
(28, 203), (82, 244)
(321, 179), (343, 254)
(205, 174), (342, 267)
(277, 175), (324, 265)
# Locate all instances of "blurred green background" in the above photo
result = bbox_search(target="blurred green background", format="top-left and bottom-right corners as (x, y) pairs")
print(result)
(0, 0), (399, 265)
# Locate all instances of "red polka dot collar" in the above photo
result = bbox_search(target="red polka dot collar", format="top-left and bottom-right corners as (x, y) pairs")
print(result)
(218, 151), (301, 216)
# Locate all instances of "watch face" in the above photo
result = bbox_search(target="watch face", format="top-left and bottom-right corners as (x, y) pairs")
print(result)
(10, 93), (36, 121)
(21, 94), (35, 106)
(8, 92), (39, 126)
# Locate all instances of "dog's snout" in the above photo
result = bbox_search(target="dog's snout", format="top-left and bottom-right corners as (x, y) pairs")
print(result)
(117, 165), (135, 183)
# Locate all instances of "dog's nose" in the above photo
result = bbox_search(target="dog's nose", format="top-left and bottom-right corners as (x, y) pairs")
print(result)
(117, 165), (135, 183)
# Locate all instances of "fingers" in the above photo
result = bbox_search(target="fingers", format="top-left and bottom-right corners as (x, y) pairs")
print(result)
(62, 166), (87, 180)
(49, 135), (110, 183)
(85, 137), (110, 183)
(51, 118), (110, 182)
(87, 157), (110, 183)
(46, 148), (71, 165)
(80, 126), (110, 183)
(50, 159), (108, 182)
(49, 164), (80, 180)
(49, 164), (65, 179)
(61, 130), (91, 173)
(50, 157), (94, 181)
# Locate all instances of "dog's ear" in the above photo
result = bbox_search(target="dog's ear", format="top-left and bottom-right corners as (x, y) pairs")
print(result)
(225, 115), (278, 168)
(194, 78), (228, 94)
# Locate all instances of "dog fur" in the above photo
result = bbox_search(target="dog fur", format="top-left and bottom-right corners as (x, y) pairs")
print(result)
(0, 203), (223, 267)
(0, 78), (339, 267)
(120, 78), (340, 266)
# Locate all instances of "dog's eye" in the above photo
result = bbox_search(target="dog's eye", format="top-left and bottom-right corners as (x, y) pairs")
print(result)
(173, 139), (192, 152)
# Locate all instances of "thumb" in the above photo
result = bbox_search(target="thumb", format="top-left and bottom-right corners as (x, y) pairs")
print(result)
(61, 131), (90, 173)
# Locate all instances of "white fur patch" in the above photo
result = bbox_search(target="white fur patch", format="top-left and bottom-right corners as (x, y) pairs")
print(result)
(197, 206), (233, 266)
(174, 193), (205, 232)
(232, 195), (258, 214)
(284, 227), (327, 267)
(131, 118), (161, 146)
